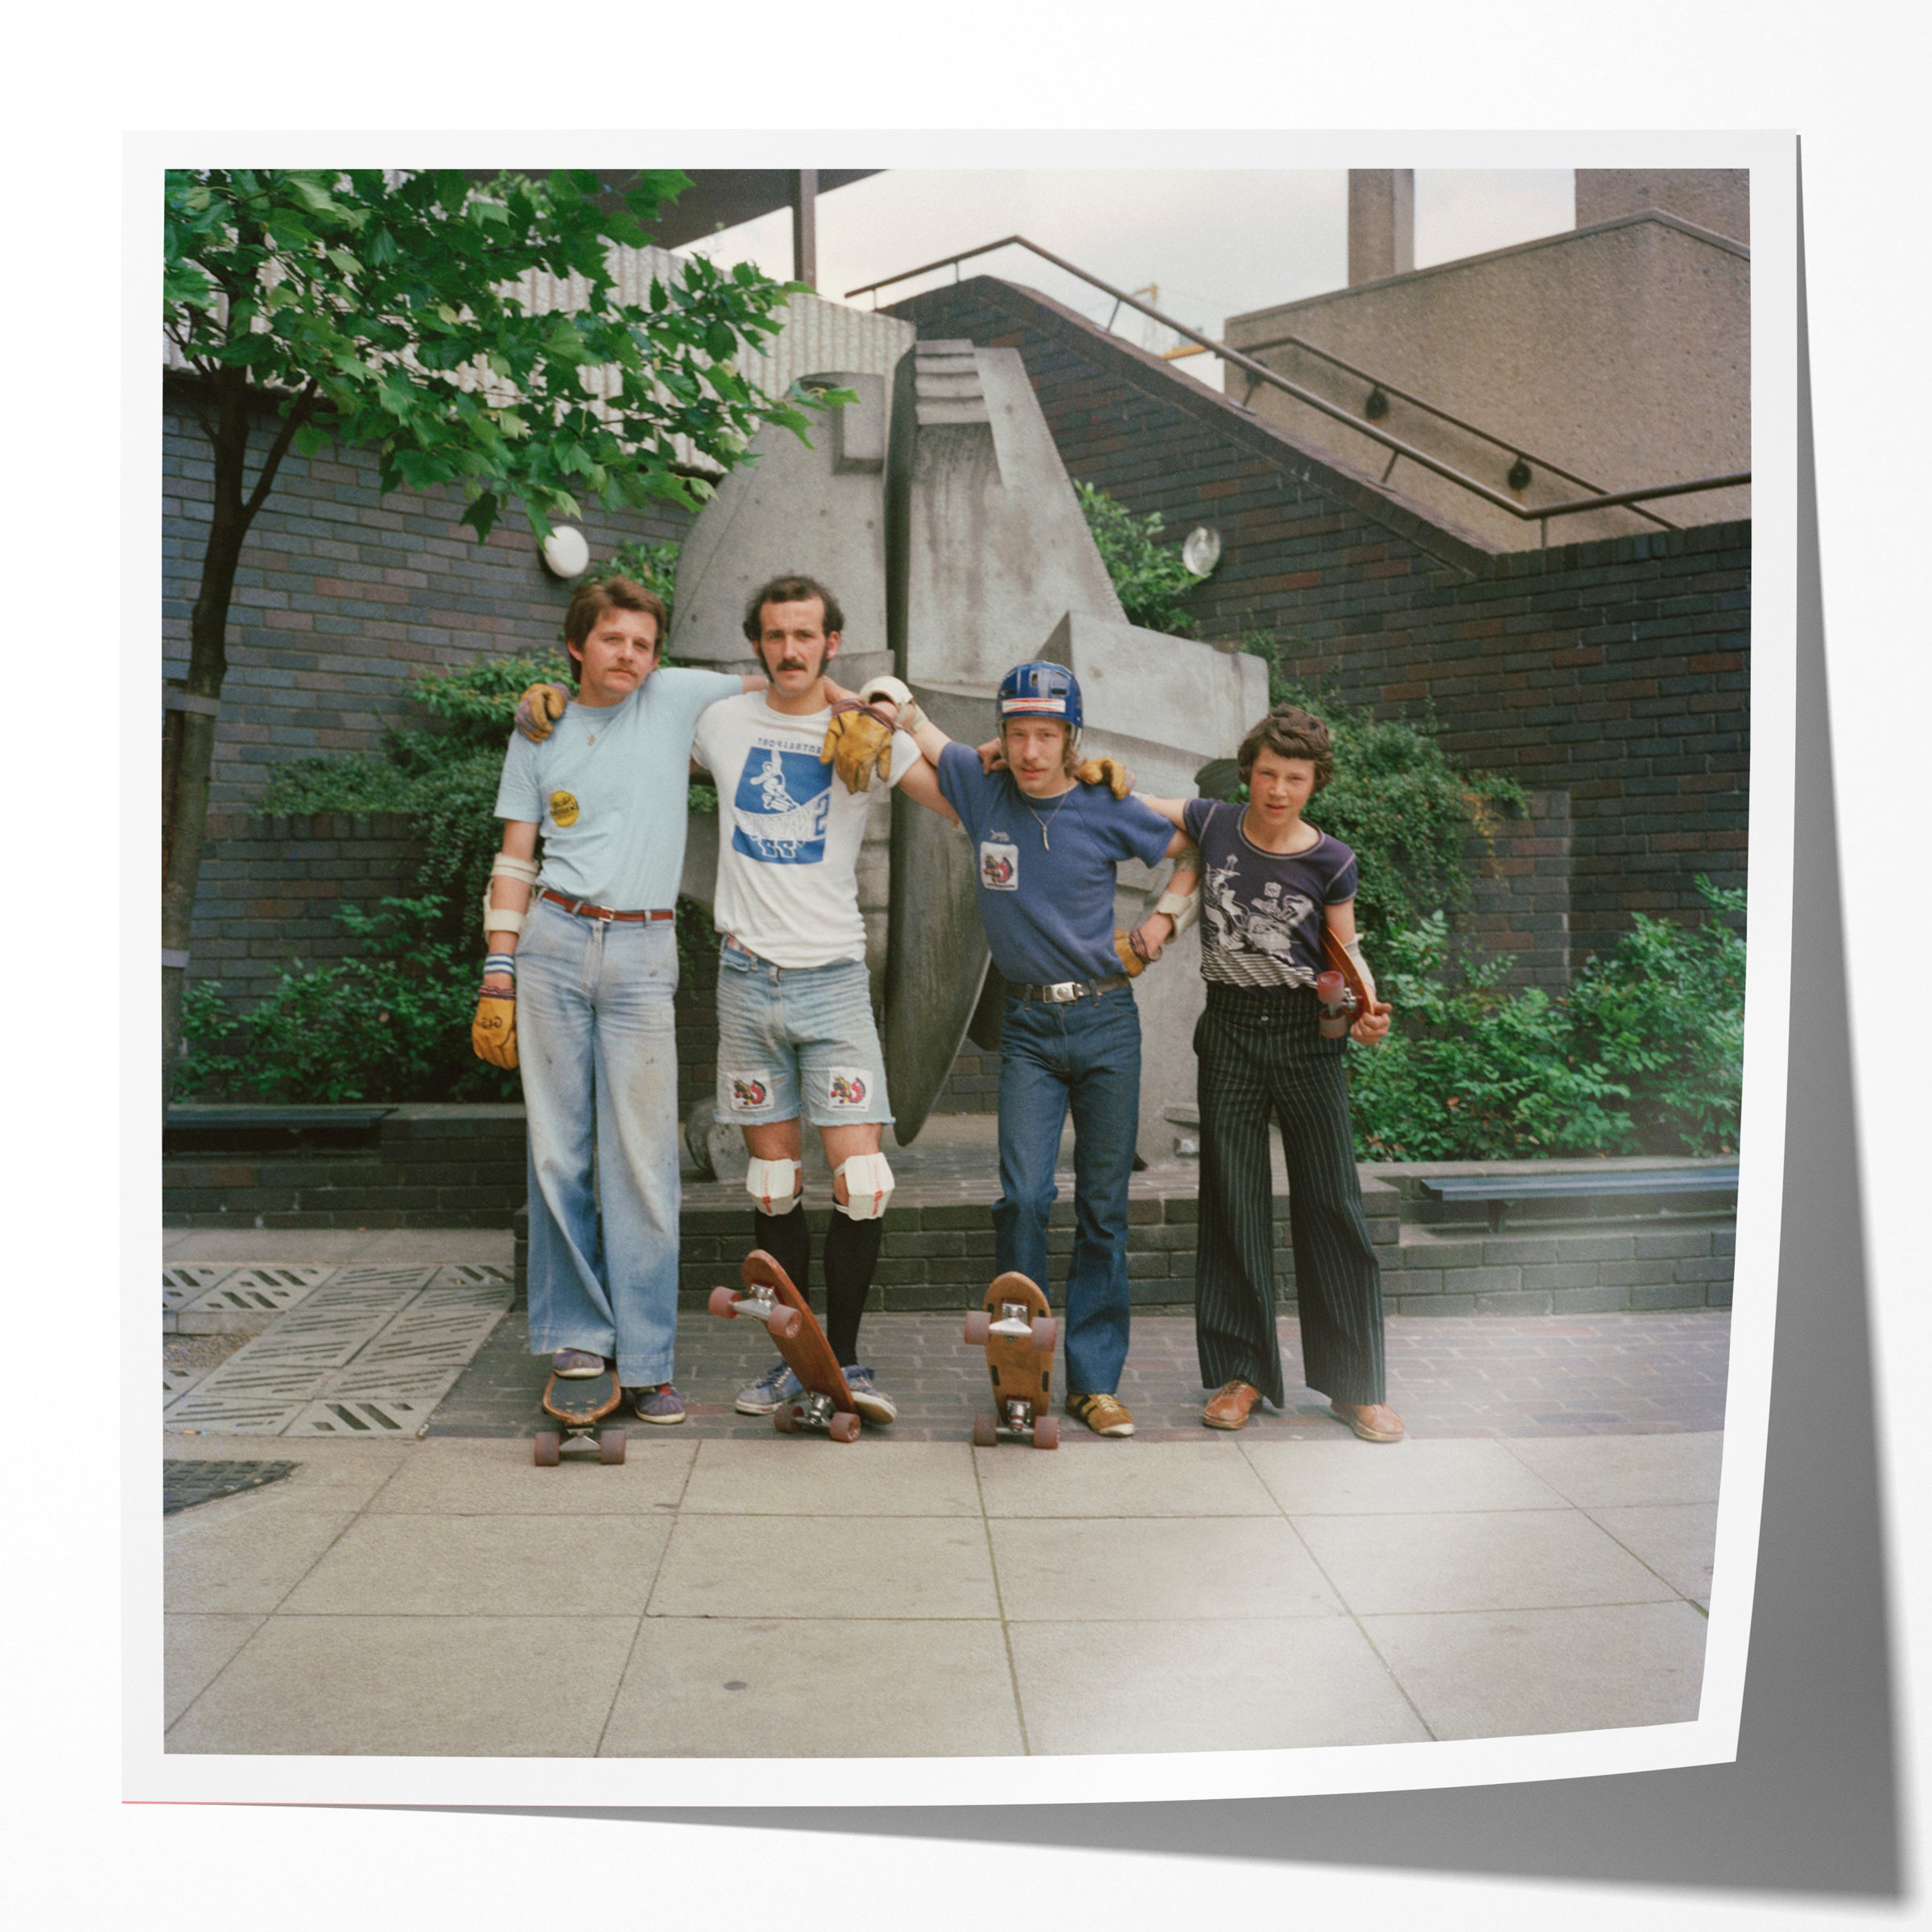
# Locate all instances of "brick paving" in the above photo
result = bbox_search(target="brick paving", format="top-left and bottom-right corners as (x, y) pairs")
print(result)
(427, 1307), (1729, 1444)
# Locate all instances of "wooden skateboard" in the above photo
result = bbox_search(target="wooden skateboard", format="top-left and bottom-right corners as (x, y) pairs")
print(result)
(708, 1250), (863, 1443)
(535, 1364), (626, 1467)
(963, 1270), (1059, 1449)
(1318, 926), (1388, 1040)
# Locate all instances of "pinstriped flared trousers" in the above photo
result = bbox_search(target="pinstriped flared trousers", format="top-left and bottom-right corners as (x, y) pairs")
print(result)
(1192, 983), (1386, 1409)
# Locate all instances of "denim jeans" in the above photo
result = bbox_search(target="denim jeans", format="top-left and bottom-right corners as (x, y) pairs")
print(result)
(993, 984), (1141, 1396)
(714, 939), (894, 1128)
(514, 899), (681, 1385)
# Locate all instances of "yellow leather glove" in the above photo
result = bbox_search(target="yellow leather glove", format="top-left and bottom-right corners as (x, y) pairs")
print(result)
(819, 700), (896, 793)
(472, 989), (518, 1068)
(1114, 928), (1150, 978)
(514, 683), (571, 744)
(1077, 757), (1133, 799)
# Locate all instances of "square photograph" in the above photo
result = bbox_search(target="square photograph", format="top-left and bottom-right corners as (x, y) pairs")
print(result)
(146, 150), (1777, 1798)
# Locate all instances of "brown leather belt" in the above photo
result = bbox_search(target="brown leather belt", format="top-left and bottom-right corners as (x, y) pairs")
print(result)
(540, 890), (675, 924)
(1013, 972), (1130, 1004)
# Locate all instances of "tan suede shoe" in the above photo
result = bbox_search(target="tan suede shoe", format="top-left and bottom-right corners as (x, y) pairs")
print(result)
(1330, 1399), (1406, 1443)
(1203, 1379), (1263, 1430)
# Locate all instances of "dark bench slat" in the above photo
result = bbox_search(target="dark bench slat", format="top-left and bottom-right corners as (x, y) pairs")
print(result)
(165, 1107), (396, 1132)
(1422, 1170), (1737, 1203)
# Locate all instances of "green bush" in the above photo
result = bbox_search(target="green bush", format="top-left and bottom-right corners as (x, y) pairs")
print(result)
(1075, 481), (1202, 634)
(1346, 880), (1746, 1161)
(178, 898), (518, 1104)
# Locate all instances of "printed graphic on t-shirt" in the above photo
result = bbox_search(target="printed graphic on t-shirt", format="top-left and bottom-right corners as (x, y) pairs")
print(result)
(1203, 853), (1319, 985)
(549, 790), (580, 828)
(826, 1068), (869, 1109)
(979, 838), (1019, 890)
(731, 744), (832, 865)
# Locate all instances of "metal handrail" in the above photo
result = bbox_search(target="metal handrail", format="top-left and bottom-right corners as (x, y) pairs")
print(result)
(848, 235), (1750, 535)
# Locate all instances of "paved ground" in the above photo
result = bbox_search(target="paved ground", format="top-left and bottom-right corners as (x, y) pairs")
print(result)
(161, 1427), (1718, 1758)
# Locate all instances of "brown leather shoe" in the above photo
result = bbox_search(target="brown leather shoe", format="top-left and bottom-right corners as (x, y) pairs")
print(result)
(1203, 1379), (1263, 1430)
(1330, 1399), (1406, 1443)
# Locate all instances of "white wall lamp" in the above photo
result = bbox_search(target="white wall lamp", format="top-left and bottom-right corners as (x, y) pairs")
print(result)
(540, 526), (591, 579)
(1181, 525), (1223, 578)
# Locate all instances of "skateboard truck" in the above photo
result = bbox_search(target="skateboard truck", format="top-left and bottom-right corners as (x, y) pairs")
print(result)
(1315, 968), (1356, 1039)
(708, 1282), (804, 1340)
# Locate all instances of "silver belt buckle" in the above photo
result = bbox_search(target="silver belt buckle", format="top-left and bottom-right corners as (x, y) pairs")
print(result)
(1044, 980), (1081, 1004)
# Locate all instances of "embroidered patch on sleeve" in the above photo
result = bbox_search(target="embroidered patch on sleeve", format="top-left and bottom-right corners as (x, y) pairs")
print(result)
(825, 1068), (871, 1109)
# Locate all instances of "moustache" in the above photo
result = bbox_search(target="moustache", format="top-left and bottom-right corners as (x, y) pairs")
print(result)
(775, 658), (811, 673)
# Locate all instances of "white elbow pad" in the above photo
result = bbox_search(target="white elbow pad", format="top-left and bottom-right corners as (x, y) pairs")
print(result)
(834, 1152), (894, 1220)
(483, 854), (542, 941)
(858, 674), (924, 735)
(745, 1158), (803, 1216)
(1344, 937), (1377, 1006)
(1155, 886), (1200, 935)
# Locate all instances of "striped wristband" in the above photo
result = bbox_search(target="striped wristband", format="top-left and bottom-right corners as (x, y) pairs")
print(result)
(483, 952), (517, 982)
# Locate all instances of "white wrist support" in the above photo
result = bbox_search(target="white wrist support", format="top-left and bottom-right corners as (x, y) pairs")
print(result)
(746, 1158), (803, 1216)
(483, 854), (542, 941)
(1343, 936), (1377, 1006)
(1155, 886), (1200, 935)
(833, 1152), (894, 1220)
(859, 675), (924, 734)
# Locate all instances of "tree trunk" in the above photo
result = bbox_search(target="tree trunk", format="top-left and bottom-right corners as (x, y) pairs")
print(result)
(160, 373), (254, 1104)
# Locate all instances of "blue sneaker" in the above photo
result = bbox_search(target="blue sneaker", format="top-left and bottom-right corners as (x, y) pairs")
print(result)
(841, 1364), (898, 1426)
(632, 1383), (686, 1425)
(735, 1358), (803, 1415)
(551, 1348), (605, 1379)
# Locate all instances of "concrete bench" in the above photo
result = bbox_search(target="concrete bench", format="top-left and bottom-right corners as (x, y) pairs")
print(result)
(1420, 1166), (1740, 1232)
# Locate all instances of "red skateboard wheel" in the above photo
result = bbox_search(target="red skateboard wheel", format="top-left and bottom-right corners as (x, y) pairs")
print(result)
(708, 1285), (738, 1319)
(1032, 1414), (1059, 1451)
(774, 1402), (800, 1435)
(599, 1428), (626, 1465)
(533, 1430), (561, 1467)
(964, 1310), (992, 1347)
(828, 1412), (861, 1443)
(768, 1305), (803, 1342)
(1030, 1316), (1057, 1353)
(972, 1414), (999, 1447)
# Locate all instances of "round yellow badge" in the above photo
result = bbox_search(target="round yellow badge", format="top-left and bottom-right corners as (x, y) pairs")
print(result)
(549, 790), (580, 828)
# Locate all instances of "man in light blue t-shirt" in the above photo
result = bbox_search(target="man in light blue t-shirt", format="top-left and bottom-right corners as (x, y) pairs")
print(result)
(472, 576), (757, 1422)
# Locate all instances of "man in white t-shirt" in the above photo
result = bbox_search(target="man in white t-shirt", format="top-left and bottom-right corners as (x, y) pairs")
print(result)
(693, 574), (955, 1424)
(473, 576), (760, 1423)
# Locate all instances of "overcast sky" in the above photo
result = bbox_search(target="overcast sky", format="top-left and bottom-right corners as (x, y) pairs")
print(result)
(683, 169), (1575, 389)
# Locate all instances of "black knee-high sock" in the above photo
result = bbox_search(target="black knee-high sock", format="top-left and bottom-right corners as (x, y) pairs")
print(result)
(751, 1206), (811, 1303)
(823, 1208), (884, 1368)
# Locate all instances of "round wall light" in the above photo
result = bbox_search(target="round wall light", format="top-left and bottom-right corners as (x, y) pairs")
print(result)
(1181, 526), (1223, 578)
(541, 526), (591, 579)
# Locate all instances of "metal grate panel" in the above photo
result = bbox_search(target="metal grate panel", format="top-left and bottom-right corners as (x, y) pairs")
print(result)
(224, 1265), (337, 1292)
(284, 1397), (439, 1438)
(163, 1362), (216, 1403)
(430, 1263), (513, 1289)
(330, 1265), (436, 1290)
(163, 1265), (236, 1294)
(181, 1282), (323, 1317)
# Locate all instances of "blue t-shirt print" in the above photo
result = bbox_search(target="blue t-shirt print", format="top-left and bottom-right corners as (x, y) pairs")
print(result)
(731, 743), (833, 865)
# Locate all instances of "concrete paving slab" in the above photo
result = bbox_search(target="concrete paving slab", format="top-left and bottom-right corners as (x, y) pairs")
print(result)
(1294, 1509), (1681, 1617)
(1363, 1600), (1709, 1738)
(165, 1501), (361, 1614)
(990, 1517), (1344, 1622)
(164, 1615), (637, 1756)
(164, 1614), (266, 1724)
(1241, 1438), (1571, 1516)
(680, 1439), (981, 1517)
(1587, 1502), (1719, 1604)
(162, 1439), (409, 1509)
(365, 1437), (696, 1517)
(1008, 1617), (1431, 1753)
(974, 1439), (1277, 1517)
(647, 1515), (998, 1620)
(1503, 1431), (1724, 1506)
(600, 1618), (1024, 1758)
(280, 1514), (671, 1617)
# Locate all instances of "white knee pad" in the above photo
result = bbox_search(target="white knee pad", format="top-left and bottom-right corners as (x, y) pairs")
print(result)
(834, 1152), (894, 1220)
(745, 1158), (803, 1216)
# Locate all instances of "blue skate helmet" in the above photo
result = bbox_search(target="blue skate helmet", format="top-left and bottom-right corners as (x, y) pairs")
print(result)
(996, 660), (1083, 736)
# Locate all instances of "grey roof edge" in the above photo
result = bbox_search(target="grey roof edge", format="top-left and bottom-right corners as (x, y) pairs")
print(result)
(886, 274), (1502, 578)
(1228, 209), (1749, 332)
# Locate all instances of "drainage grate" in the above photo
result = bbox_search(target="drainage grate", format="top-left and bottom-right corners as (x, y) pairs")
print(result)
(163, 1459), (298, 1515)
(430, 1263), (513, 1289)
(163, 1265), (236, 1295)
(163, 1362), (216, 1403)
(222, 1265), (337, 1293)
(284, 1397), (439, 1437)
(181, 1281), (324, 1318)
(331, 1265), (436, 1291)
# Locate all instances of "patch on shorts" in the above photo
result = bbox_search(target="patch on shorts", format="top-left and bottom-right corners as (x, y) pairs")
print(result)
(825, 1067), (871, 1110)
(725, 1071), (774, 1113)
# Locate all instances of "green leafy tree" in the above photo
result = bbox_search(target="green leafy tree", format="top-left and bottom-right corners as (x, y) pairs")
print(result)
(1075, 481), (1202, 634)
(161, 166), (818, 1096)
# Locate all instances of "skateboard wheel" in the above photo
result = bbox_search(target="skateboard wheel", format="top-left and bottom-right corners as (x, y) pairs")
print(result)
(963, 1310), (991, 1347)
(1032, 1414), (1059, 1451)
(768, 1305), (803, 1342)
(534, 1430), (561, 1467)
(1030, 1315), (1057, 1353)
(599, 1428), (626, 1465)
(829, 1411), (861, 1443)
(972, 1414), (998, 1448)
(774, 1402), (800, 1435)
(708, 1285), (738, 1320)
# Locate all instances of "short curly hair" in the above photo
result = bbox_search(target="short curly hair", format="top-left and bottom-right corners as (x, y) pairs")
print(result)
(1236, 704), (1335, 792)
(563, 576), (666, 657)
(741, 574), (845, 643)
